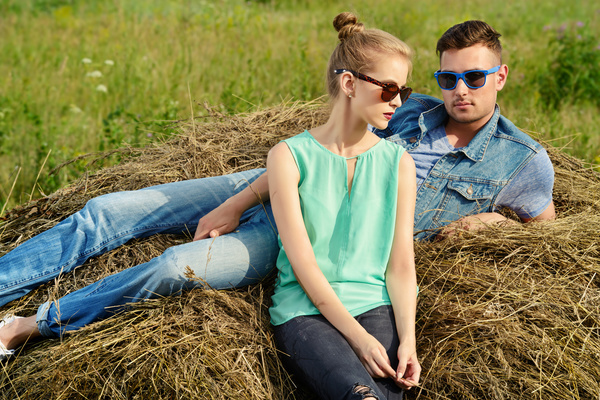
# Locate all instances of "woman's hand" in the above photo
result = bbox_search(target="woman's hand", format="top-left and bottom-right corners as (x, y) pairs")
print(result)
(349, 331), (397, 379)
(393, 344), (421, 389)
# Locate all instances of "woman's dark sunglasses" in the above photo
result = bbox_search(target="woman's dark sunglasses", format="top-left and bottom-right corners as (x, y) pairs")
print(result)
(434, 65), (501, 90)
(334, 69), (412, 103)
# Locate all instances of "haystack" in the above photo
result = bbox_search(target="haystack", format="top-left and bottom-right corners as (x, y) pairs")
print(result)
(0, 100), (598, 399)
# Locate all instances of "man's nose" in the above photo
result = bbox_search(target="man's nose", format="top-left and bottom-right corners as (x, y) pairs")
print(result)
(454, 77), (469, 93)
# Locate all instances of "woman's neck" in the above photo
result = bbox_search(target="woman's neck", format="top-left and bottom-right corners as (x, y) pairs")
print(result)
(309, 103), (377, 158)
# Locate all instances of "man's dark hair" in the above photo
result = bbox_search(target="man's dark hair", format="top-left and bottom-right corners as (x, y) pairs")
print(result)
(436, 20), (502, 62)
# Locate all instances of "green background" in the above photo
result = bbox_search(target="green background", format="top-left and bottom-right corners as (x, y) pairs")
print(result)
(1, 0), (599, 210)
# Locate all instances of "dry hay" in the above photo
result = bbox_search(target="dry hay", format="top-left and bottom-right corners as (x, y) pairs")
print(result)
(0, 99), (599, 399)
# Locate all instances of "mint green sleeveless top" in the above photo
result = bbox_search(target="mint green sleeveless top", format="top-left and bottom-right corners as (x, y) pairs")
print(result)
(270, 130), (406, 325)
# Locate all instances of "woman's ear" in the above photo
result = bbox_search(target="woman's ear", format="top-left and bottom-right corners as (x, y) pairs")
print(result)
(340, 71), (355, 98)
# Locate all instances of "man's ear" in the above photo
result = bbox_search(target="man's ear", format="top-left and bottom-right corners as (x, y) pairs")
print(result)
(496, 64), (509, 91)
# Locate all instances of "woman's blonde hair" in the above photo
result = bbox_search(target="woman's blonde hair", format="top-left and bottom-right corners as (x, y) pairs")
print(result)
(326, 12), (413, 99)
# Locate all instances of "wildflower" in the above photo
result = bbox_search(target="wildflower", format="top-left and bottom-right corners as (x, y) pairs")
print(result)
(96, 84), (108, 93)
(69, 104), (83, 113)
(104, 59), (114, 66)
(576, 21), (584, 28)
(147, 133), (153, 138)
(81, 58), (92, 64)
(86, 70), (103, 78)
(0, 107), (12, 119)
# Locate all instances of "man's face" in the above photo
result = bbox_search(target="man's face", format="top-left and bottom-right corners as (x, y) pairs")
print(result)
(438, 44), (507, 129)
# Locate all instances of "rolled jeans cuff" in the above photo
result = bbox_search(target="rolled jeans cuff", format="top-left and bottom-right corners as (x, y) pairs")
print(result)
(36, 301), (57, 338)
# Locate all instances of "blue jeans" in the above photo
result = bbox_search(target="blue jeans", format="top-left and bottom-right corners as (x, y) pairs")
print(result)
(0, 169), (279, 338)
(273, 305), (404, 400)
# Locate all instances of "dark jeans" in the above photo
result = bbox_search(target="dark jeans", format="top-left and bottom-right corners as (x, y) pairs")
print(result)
(273, 305), (404, 400)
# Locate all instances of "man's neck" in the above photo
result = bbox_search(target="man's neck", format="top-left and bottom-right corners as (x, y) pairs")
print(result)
(444, 116), (490, 148)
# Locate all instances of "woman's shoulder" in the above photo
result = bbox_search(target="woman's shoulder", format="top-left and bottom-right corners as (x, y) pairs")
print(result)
(268, 141), (294, 164)
(378, 135), (408, 156)
(283, 130), (311, 144)
(272, 130), (310, 153)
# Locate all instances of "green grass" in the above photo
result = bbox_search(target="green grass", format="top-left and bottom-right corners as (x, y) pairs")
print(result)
(1, 0), (599, 209)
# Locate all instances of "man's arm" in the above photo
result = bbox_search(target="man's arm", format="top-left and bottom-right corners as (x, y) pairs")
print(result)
(437, 149), (555, 239)
(522, 201), (555, 222)
(193, 172), (269, 241)
(437, 202), (556, 239)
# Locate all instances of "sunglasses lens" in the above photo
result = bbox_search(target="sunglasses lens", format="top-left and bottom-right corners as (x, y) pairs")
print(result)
(400, 87), (412, 103)
(380, 86), (412, 103)
(464, 71), (486, 88)
(437, 73), (457, 89)
(381, 85), (399, 102)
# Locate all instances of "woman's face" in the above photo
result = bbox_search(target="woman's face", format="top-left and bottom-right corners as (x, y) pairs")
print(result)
(351, 54), (410, 130)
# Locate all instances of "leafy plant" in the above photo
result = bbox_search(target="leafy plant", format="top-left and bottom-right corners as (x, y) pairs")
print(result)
(536, 21), (600, 110)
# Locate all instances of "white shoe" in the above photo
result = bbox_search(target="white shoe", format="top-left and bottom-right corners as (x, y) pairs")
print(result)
(0, 314), (23, 360)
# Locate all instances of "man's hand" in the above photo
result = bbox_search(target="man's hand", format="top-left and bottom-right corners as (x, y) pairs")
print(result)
(192, 172), (270, 241)
(436, 212), (514, 240)
(193, 201), (243, 241)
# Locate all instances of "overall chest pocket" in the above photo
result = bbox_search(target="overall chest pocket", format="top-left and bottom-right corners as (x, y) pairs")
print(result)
(431, 180), (497, 227)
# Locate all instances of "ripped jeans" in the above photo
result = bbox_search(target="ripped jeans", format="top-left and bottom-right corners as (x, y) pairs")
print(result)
(273, 305), (404, 400)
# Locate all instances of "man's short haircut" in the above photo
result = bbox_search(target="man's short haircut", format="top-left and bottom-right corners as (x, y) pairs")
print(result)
(436, 20), (502, 62)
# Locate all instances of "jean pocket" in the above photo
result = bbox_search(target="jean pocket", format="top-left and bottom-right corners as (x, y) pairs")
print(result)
(447, 180), (495, 200)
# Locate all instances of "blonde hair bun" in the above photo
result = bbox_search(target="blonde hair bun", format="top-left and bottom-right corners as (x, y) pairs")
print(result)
(326, 12), (412, 99)
(333, 12), (365, 42)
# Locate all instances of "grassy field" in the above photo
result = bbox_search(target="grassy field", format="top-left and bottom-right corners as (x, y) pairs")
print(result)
(1, 0), (599, 210)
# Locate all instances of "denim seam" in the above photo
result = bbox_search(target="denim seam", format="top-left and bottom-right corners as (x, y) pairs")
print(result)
(429, 171), (508, 186)
(494, 132), (543, 152)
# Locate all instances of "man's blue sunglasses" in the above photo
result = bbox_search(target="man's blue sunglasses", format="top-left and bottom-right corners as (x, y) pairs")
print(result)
(434, 65), (501, 90)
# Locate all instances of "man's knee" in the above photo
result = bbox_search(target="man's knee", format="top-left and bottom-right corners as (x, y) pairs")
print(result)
(83, 193), (122, 220)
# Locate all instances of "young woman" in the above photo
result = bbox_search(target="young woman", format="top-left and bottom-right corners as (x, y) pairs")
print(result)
(267, 12), (420, 400)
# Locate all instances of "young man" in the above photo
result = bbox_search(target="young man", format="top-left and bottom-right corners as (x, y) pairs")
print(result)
(373, 20), (555, 240)
(0, 20), (554, 356)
